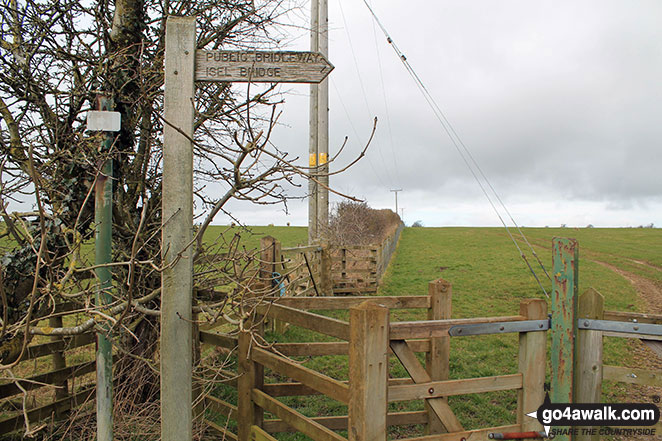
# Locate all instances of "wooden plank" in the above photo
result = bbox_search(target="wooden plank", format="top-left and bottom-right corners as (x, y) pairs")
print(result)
(204, 418), (238, 440)
(199, 331), (237, 349)
(517, 299), (547, 433)
(604, 310), (662, 324)
(252, 347), (350, 404)
(603, 365), (662, 387)
(348, 301), (389, 440)
(0, 360), (96, 398)
(256, 304), (349, 340)
(273, 341), (348, 356)
(265, 296), (429, 310)
(551, 237), (579, 412)
(390, 340), (463, 433)
(22, 333), (95, 361)
(281, 245), (322, 255)
(388, 374), (522, 402)
(575, 289), (604, 441)
(252, 389), (345, 441)
(204, 395), (237, 419)
(332, 268), (376, 274)
(264, 377), (414, 397)
(331, 287), (377, 294)
(251, 425), (278, 441)
(426, 279), (451, 434)
(0, 386), (94, 434)
(272, 339), (430, 356)
(390, 316), (526, 339)
(398, 424), (521, 441)
(263, 411), (428, 433)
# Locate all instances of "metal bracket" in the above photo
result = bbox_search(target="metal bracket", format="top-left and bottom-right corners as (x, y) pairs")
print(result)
(449, 319), (549, 337)
(578, 319), (662, 337)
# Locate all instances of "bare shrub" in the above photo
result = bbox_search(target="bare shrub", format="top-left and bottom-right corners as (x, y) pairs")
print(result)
(324, 201), (401, 246)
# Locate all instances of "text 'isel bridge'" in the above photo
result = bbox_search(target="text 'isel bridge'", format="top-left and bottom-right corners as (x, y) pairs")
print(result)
(195, 50), (334, 84)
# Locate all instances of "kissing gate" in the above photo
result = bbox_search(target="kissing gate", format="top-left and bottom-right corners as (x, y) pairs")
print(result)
(158, 17), (662, 441)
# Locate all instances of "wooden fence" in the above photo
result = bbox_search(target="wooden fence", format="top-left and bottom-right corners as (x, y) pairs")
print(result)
(260, 223), (404, 298)
(331, 222), (404, 295)
(0, 307), (97, 435)
(573, 288), (662, 441)
(199, 278), (549, 440)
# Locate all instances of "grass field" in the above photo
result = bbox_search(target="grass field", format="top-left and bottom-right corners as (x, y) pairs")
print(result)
(208, 226), (661, 439)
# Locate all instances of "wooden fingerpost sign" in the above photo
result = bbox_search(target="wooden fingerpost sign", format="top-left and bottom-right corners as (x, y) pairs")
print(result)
(162, 16), (334, 441)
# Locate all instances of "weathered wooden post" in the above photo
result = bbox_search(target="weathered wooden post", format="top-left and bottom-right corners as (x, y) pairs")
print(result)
(517, 299), (547, 432)
(426, 278), (451, 434)
(161, 16), (196, 441)
(348, 301), (389, 440)
(259, 236), (279, 283)
(49, 316), (68, 401)
(551, 237), (579, 441)
(320, 243), (333, 296)
(575, 288), (604, 441)
(238, 327), (264, 441)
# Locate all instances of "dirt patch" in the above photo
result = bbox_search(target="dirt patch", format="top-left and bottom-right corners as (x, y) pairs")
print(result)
(594, 260), (662, 440)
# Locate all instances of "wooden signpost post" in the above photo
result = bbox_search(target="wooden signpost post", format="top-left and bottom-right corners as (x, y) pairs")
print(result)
(162, 16), (333, 441)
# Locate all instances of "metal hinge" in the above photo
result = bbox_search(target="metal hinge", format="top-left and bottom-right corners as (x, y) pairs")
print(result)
(578, 319), (662, 337)
(449, 319), (549, 337)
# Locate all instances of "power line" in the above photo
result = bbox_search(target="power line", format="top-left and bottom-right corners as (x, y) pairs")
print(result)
(361, 0), (549, 297)
(336, 0), (397, 188)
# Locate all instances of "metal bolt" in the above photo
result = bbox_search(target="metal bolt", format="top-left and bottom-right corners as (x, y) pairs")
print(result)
(499, 326), (505, 331)
(184, 50), (189, 55)
(428, 387), (434, 394)
(633, 319), (638, 323)
(174, 70), (178, 75)
(584, 321), (590, 327)
(457, 329), (462, 334)
(539, 323), (544, 328)
(633, 326), (639, 331)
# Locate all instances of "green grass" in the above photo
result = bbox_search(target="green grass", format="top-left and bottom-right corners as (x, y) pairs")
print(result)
(200, 225), (308, 253)
(208, 226), (658, 440)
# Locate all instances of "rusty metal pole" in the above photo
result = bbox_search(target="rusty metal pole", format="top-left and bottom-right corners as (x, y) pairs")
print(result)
(95, 94), (114, 441)
(550, 237), (579, 441)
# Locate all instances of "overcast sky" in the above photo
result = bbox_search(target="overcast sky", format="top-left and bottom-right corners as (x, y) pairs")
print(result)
(220, 0), (662, 227)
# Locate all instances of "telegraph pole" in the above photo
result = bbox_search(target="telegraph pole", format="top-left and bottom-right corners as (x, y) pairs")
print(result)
(316, 0), (329, 236)
(308, 0), (329, 244)
(390, 189), (402, 214)
(308, 0), (319, 244)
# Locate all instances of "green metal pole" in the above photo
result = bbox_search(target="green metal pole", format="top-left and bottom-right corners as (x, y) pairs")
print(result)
(550, 237), (579, 441)
(95, 95), (114, 441)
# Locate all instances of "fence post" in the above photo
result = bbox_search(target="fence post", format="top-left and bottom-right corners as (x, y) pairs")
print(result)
(426, 278), (451, 434)
(49, 316), (68, 401)
(575, 288), (604, 441)
(320, 243), (333, 296)
(260, 236), (279, 283)
(517, 299), (547, 431)
(238, 326), (263, 441)
(348, 301), (389, 440)
(551, 237), (579, 441)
